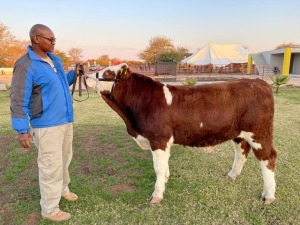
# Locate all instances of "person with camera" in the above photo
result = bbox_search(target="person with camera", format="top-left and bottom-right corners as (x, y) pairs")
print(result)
(10, 24), (79, 222)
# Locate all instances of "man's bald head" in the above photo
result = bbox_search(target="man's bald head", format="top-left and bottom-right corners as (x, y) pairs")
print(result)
(29, 24), (53, 43)
(29, 24), (56, 54)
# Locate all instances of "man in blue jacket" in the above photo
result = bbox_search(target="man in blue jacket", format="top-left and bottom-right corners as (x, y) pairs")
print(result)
(10, 24), (78, 222)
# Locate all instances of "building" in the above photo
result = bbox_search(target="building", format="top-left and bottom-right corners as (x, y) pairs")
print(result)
(250, 48), (300, 76)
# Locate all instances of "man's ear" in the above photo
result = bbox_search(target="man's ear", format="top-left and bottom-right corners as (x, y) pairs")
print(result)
(33, 35), (39, 44)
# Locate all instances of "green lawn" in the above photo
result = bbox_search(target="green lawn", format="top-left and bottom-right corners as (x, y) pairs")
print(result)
(0, 87), (300, 225)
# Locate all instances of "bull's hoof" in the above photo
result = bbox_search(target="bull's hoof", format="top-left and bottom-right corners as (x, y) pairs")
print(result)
(224, 174), (236, 181)
(149, 196), (162, 204)
(262, 197), (275, 205)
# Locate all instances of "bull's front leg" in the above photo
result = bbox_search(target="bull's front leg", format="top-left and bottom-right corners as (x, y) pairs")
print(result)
(150, 147), (171, 204)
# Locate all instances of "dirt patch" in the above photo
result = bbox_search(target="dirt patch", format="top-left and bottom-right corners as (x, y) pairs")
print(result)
(76, 131), (124, 161)
(108, 183), (137, 195)
(0, 205), (19, 225)
(73, 129), (129, 178)
(21, 211), (41, 225)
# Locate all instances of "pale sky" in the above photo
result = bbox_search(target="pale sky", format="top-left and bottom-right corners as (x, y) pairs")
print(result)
(1, 0), (300, 61)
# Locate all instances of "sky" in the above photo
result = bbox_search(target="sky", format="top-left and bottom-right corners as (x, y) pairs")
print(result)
(1, 0), (300, 61)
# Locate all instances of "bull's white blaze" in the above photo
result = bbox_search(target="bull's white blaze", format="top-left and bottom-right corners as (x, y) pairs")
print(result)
(163, 85), (173, 105)
(200, 122), (203, 128)
(227, 141), (247, 179)
(151, 136), (174, 199)
(133, 135), (151, 150)
(238, 131), (262, 150)
(85, 77), (114, 95)
(85, 63), (128, 94)
(259, 160), (276, 200)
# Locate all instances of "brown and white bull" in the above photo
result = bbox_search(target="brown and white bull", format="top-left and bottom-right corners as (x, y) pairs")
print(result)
(85, 63), (277, 205)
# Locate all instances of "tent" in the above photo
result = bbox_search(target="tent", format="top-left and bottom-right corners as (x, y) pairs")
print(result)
(181, 43), (249, 66)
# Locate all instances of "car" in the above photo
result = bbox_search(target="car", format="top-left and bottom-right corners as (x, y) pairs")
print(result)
(68, 64), (76, 70)
(89, 65), (98, 71)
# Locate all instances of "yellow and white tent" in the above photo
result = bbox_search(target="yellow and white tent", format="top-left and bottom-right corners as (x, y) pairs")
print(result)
(181, 43), (249, 66)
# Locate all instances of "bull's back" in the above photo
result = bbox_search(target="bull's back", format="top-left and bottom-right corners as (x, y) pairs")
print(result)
(167, 79), (274, 147)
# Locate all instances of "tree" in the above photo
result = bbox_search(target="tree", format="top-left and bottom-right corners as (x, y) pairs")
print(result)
(158, 46), (191, 62)
(54, 49), (70, 68)
(138, 36), (175, 64)
(0, 23), (29, 67)
(0, 23), (13, 66)
(5, 39), (28, 67)
(275, 42), (300, 50)
(68, 48), (83, 64)
(158, 50), (183, 62)
(176, 46), (192, 59)
(98, 54), (110, 66)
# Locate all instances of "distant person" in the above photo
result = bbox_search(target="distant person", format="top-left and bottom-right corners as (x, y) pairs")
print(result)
(10, 24), (78, 222)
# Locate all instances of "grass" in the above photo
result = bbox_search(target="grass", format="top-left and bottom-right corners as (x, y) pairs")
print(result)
(0, 86), (300, 224)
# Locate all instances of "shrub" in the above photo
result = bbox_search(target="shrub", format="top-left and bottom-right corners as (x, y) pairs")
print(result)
(270, 75), (289, 93)
(182, 78), (196, 86)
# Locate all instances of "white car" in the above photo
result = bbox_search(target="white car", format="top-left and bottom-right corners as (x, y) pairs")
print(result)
(89, 65), (98, 71)
(68, 65), (76, 70)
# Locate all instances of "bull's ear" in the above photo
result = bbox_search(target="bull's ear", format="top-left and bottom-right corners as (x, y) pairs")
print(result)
(118, 65), (129, 77)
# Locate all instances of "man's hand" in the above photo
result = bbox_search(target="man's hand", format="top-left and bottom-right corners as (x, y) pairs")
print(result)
(18, 133), (33, 149)
(74, 63), (84, 75)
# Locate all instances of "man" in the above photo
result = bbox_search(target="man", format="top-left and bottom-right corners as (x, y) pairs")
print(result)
(10, 24), (78, 222)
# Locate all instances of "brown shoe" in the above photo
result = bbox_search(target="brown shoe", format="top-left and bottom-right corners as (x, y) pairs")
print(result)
(42, 210), (71, 222)
(63, 192), (78, 201)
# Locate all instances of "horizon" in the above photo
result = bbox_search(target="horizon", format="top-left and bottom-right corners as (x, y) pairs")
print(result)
(1, 0), (300, 61)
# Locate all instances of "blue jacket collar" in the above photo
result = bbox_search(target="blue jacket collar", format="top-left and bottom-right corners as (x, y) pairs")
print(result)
(27, 45), (58, 63)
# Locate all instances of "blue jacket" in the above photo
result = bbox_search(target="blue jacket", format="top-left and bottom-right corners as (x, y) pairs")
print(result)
(10, 46), (76, 133)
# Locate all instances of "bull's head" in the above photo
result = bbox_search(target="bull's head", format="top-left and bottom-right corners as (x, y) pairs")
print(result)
(85, 63), (129, 95)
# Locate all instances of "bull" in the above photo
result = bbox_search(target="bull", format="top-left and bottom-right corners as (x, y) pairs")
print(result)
(85, 63), (277, 205)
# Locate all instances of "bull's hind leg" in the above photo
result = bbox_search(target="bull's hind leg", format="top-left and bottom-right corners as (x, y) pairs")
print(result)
(150, 136), (173, 204)
(238, 130), (277, 204)
(253, 145), (277, 205)
(227, 138), (251, 180)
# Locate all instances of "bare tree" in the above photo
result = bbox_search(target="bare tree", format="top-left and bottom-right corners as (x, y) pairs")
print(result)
(68, 48), (83, 64)
(275, 42), (300, 50)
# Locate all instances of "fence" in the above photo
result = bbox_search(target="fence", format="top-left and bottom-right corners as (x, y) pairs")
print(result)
(132, 63), (267, 82)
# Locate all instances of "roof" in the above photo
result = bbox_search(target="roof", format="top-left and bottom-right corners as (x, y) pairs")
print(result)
(181, 43), (249, 66)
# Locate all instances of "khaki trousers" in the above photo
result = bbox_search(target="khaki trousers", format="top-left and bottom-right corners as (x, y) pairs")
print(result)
(32, 123), (73, 217)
